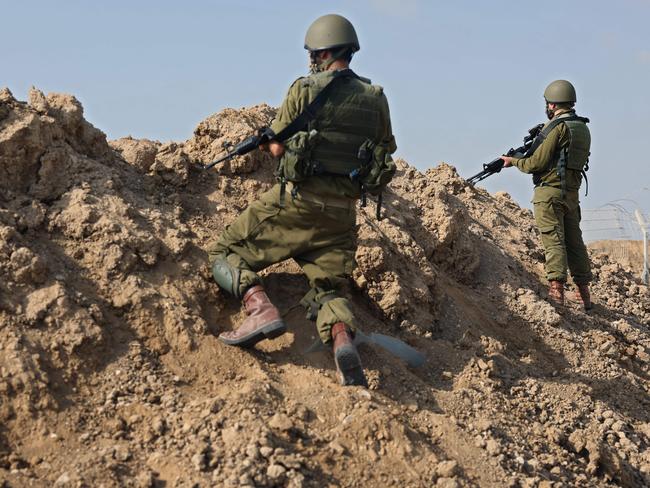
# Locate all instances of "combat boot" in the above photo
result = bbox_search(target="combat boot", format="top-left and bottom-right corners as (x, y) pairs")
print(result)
(548, 280), (565, 306)
(219, 285), (286, 347)
(573, 284), (593, 311)
(331, 323), (368, 387)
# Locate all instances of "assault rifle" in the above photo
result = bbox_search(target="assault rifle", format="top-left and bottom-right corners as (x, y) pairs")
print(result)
(199, 127), (276, 170)
(467, 123), (544, 185)
(199, 69), (356, 171)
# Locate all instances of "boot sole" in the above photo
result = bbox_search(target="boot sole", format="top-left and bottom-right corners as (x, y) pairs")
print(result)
(335, 344), (368, 387)
(219, 320), (287, 348)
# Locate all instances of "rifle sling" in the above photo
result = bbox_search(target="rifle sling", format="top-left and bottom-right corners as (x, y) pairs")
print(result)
(272, 69), (358, 142)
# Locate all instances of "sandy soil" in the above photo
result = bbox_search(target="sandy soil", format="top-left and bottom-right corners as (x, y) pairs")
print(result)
(1, 87), (649, 487)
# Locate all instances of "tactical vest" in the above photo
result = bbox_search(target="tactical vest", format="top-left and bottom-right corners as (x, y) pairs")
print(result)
(531, 112), (591, 195)
(299, 71), (385, 176)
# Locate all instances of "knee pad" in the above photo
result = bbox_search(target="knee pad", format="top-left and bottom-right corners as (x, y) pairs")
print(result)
(212, 259), (242, 299)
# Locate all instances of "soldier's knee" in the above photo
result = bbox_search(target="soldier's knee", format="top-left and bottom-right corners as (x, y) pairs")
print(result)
(211, 258), (243, 298)
(206, 240), (229, 265)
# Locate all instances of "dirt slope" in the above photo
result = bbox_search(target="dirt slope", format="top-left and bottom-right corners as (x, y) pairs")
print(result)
(1, 87), (649, 488)
(589, 241), (646, 280)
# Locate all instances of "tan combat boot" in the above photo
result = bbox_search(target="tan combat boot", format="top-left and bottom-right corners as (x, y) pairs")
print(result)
(219, 285), (286, 347)
(331, 323), (368, 387)
(573, 284), (593, 311)
(548, 280), (565, 306)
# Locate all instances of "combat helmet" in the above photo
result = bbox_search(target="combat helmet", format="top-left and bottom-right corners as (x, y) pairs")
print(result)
(304, 14), (360, 53)
(544, 80), (577, 103)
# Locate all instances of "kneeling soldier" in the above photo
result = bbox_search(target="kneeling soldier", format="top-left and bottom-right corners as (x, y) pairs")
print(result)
(207, 14), (397, 385)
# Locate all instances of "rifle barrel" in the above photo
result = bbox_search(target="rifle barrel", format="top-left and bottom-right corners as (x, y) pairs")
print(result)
(201, 153), (233, 171)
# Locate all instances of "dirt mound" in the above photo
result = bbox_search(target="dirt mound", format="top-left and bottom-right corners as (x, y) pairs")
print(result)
(1, 88), (649, 487)
(589, 240), (647, 280)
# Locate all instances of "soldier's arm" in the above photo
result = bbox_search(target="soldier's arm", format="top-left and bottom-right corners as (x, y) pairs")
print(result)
(270, 78), (310, 135)
(511, 124), (565, 174)
(379, 93), (397, 153)
(263, 79), (311, 157)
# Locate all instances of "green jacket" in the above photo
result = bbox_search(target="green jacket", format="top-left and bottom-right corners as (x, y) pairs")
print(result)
(512, 109), (587, 202)
(270, 69), (396, 199)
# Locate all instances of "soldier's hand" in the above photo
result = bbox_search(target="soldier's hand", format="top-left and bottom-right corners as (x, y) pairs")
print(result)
(501, 156), (515, 168)
(268, 141), (285, 158)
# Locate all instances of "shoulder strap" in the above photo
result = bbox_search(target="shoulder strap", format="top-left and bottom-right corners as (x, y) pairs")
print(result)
(526, 114), (589, 156)
(273, 69), (359, 142)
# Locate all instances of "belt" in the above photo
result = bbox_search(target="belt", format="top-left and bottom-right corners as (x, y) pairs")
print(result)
(286, 181), (354, 211)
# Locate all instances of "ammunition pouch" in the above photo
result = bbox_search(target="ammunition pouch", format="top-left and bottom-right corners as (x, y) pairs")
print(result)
(276, 130), (323, 182)
(351, 140), (396, 196)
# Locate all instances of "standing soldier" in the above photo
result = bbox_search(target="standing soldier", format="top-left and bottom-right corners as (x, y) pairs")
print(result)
(502, 80), (593, 310)
(207, 14), (397, 386)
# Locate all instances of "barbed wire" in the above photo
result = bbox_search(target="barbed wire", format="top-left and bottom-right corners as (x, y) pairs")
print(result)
(581, 204), (648, 242)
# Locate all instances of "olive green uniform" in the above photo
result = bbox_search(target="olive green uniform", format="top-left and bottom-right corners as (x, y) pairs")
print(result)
(208, 70), (396, 343)
(511, 109), (592, 284)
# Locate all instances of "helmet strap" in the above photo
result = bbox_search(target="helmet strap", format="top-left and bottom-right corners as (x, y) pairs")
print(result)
(309, 47), (353, 73)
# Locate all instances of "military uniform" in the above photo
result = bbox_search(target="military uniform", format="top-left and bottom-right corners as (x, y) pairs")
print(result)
(511, 108), (592, 285)
(208, 69), (396, 344)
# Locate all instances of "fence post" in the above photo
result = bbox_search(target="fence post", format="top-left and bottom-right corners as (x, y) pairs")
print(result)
(635, 210), (649, 285)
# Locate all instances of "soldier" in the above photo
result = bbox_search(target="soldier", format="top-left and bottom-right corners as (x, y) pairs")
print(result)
(207, 14), (397, 386)
(502, 80), (593, 310)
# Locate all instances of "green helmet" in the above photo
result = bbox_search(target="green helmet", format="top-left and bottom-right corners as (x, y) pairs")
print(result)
(304, 14), (360, 53)
(544, 80), (577, 103)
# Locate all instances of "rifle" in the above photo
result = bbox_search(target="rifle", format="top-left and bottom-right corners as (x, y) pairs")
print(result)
(199, 127), (276, 171)
(199, 69), (358, 171)
(467, 123), (544, 185)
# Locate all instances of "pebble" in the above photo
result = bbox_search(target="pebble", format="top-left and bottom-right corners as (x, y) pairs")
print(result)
(486, 439), (501, 456)
(436, 460), (459, 477)
(476, 419), (493, 432)
(266, 464), (287, 481)
(151, 417), (165, 435)
(260, 446), (274, 458)
(356, 389), (372, 401)
(135, 470), (155, 488)
(54, 472), (71, 486)
(477, 358), (489, 371)
(329, 441), (346, 455)
(268, 413), (293, 432)
(239, 473), (253, 485)
(245, 444), (259, 459)
(191, 452), (206, 471)
(114, 446), (131, 462)
(436, 478), (459, 488)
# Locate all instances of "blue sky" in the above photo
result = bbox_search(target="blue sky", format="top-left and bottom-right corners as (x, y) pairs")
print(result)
(3, 0), (650, 237)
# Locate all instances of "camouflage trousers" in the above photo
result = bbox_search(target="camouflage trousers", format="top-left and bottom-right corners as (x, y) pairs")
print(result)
(207, 183), (358, 344)
(533, 188), (592, 284)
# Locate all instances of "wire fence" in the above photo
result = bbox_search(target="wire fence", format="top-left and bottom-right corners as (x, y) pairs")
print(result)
(582, 204), (649, 282)
(581, 204), (647, 243)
